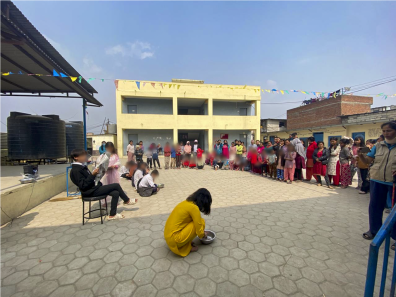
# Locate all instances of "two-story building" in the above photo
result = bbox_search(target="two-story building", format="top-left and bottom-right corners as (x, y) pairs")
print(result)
(116, 79), (261, 157)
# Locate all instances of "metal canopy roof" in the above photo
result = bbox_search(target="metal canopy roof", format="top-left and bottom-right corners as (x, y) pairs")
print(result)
(1, 1), (102, 107)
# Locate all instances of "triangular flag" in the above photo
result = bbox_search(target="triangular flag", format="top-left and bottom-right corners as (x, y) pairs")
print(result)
(60, 72), (68, 78)
(18, 71), (23, 75)
(53, 70), (60, 77)
(78, 76), (82, 83)
(265, 89), (270, 93)
(9, 72), (14, 74)
(151, 83), (156, 88)
(114, 80), (118, 89)
(136, 81), (140, 89)
(271, 89), (277, 92)
(285, 90), (289, 94)
(177, 85), (180, 89)
(2, 72), (10, 76)
(384, 96), (388, 100)
(333, 92), (336, 98)
(377, 93), (384, 96)
(261, 89), (264, 92)
(35, 74), (43, 76)
(243, 85), (247, 89)
(70, 77), (77, 82)
(280, 90), (284, 95)
(169, 84), (172, 88)
(87, 78), (95, 82)
(101, 79), (104, 82)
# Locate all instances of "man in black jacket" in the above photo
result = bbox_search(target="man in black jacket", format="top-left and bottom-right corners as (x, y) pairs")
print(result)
(70, 149), (137, 220)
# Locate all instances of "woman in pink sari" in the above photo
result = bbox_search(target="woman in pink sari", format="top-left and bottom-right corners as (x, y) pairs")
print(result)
(97, 142), (121, 205)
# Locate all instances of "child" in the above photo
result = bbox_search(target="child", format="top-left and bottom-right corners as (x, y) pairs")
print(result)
(197, 146), (204, 169)
(267, 149), (277, 179)
(164, 142), (171, 170)
(134, 162), (147, 190)
(284, 144), (296, 184)
(229, 142), (237, 170)
(229, 153), (235, 170)
(261, 149), (268, 177)
(213, 155), (223, 170)
(119, 161), (132, 179)
(146, 149), (153, 169)
(69, 148), (136, 221)
(171, 145), (177, 169)
(276, 149), (285, 181)
(135, 145), (143, 162)
(126, 161), (137, 182)
(183, 157), (190, 168)
(176, 144), (182, 169)
(137, 170), (160, 197)
(189, 157), (197, 169)
(152, 144), (161, 169)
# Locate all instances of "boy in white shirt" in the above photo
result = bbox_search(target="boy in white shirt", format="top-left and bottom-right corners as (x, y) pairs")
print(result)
(138, 170), (160, 197)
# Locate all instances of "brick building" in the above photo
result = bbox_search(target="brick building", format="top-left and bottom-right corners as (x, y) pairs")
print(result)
(261, 96), (396, 146)
(287, 95), (373, 130)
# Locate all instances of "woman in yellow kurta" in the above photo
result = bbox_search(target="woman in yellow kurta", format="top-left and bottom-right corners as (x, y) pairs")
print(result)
(164, 188), (212, 256)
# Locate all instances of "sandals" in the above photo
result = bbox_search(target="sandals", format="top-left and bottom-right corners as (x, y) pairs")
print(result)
(108, 213), (125, 220)
(363, 231), (376, 240)
(124, 198), (138, 205)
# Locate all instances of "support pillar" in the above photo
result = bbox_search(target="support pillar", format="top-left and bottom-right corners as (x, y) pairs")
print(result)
(208, 128), (213, 151)
(173, 128), (178, 145)
(172, 96), (178, 116)
(82, 99), (87, 151)
(208, 98), (213, 116)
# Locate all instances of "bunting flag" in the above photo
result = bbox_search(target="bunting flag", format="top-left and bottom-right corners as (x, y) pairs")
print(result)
(1, 69), (395, 98)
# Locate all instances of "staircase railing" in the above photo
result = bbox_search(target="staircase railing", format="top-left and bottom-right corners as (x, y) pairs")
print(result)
(365, 207), (396, 296)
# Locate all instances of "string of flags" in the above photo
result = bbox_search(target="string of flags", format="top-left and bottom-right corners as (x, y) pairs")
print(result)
(2, 69), (395, 98)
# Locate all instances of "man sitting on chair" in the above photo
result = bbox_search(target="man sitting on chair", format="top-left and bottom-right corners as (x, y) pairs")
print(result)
(137, 169), (160, 197)
(69, 149), (137, 221)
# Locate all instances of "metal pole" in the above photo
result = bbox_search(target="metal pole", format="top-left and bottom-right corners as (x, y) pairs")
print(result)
(83, 99), (87, 150)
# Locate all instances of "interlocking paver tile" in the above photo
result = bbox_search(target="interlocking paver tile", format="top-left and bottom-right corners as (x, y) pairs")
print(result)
(1, 166), (390, 296)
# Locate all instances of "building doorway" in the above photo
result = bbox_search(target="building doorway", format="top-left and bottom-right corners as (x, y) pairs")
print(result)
(178, 130), (207, 151)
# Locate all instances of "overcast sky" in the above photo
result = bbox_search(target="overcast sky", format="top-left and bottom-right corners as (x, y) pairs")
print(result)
(2, 1), (396, 133)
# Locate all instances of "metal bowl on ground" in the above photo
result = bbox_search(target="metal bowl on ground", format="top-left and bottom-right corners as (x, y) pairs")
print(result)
(199, 230), (216, 245)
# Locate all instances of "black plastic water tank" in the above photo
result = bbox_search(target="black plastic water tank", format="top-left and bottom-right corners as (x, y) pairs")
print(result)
(7, 112), (66, 160)
(65, 121), (84, 156)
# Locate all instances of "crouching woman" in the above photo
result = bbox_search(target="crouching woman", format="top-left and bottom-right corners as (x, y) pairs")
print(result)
(164, 188), (212, 256)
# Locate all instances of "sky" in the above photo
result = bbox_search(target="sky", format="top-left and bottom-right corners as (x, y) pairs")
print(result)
(2, 1), (396, 133)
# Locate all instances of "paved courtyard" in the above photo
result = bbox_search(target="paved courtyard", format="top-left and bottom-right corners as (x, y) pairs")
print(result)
(1, 166), (393, 297)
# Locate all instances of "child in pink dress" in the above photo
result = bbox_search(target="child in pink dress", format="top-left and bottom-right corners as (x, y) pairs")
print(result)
(284, 144), (296, 184)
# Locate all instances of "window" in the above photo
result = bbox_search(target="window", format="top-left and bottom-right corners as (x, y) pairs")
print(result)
(239, 108), (247, 116)
(127, 105), (137, 114)
(279, 121), (285, 128)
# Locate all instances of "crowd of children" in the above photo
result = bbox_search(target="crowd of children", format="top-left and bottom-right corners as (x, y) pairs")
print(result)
(120, 133), (384, 190)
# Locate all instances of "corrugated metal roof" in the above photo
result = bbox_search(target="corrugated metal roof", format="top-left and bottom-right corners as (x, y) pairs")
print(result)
(1, 1), (102, 106)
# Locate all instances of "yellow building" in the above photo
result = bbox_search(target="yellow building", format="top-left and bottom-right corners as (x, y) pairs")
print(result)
(116, 79), (261, 157)
(262, 105), (396, 146)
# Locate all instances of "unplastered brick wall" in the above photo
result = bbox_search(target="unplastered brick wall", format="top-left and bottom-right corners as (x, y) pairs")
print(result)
(342, 109), (396, 125)
(287, 95), (373, 130)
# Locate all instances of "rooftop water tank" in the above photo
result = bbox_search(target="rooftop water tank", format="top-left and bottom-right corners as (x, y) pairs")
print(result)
(65, 121), (84, 157)
(107, 124), (117, 134)
(7, 112), (66, 160)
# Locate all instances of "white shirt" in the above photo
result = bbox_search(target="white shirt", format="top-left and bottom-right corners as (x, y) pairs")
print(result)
(127, 144), (135, 153)
(139, 174), (155, 188)
(193, 144), (198, 153)
(134, 170), (144, 189)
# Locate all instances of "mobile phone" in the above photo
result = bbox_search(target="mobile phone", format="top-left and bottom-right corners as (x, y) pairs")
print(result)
(360, 147), (371, 154)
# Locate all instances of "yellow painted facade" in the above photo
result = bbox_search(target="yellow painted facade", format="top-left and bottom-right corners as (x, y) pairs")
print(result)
(263, 123), (384, 147)
(116, 80), (261, 158)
